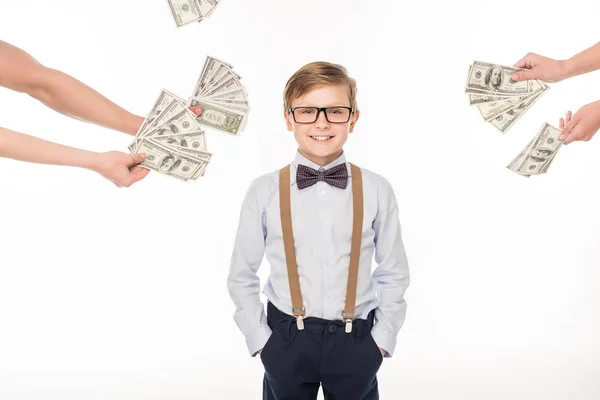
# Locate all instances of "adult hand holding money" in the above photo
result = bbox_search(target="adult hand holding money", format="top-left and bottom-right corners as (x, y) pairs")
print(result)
(511, 53), (572, 83)
(93, 152), (150, 188)
(512, 43), (600, 145)
(465, 61), (549, 133)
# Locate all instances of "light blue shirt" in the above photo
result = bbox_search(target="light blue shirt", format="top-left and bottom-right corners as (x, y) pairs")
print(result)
(227, 150), (410, 357)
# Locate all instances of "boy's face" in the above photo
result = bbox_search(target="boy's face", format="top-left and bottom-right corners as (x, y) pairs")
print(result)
(285, 84), (359, 164)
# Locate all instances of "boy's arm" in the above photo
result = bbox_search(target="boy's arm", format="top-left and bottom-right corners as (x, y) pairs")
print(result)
(0, 40), (143, 136)
(0, 127), (149, 187)
(370, 177), (410, 358)
(227, 179), (271, 357)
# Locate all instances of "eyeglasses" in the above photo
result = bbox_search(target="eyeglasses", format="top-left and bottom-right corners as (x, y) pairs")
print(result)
(288, 106), (354, 124)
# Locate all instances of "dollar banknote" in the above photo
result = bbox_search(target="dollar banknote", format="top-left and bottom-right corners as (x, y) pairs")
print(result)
(193, 56), (232, 97)
(167, 0), (220, 27)
(466, 62), (549, 133)
(478, 79), (548, 122)
(187, 98), (245, 135)
(507, 122), (563, 177)
(152, 130), (207, 152)
(489, 91), (545, 134)
(465, 61), (530, 96)
(137, 138), (209, 181)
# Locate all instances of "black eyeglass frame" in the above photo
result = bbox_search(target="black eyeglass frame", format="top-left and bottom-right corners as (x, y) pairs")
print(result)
(288, 106), (355, 124)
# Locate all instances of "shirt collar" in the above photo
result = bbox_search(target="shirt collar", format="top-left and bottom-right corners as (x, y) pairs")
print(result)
(289, 150), (350, 186)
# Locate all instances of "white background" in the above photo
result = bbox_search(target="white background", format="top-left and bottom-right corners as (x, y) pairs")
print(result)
(1, 0), (599, 399)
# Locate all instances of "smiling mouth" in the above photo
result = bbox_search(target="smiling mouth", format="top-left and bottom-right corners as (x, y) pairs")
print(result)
(310, 135), (334, 142)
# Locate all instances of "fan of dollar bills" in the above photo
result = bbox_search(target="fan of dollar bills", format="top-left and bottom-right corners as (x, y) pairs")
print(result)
(465, 61), (549, 134)
(168, 0), (220, 27)
(128, 56), (249, 182)
(506, 122), (563, 178)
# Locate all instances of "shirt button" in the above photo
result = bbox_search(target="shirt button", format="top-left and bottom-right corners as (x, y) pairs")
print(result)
(328, 324), (337, 333)
(324, 224), (328, 230)
(320, 190), (326, 197)
(324, 260), (329, 266)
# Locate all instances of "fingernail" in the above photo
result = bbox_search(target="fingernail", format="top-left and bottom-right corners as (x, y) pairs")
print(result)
(511, 73), (518, 80)
(558, 134), (565, 141)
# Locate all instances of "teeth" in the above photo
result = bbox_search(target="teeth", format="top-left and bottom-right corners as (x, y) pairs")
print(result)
(311, 136), (331, 141)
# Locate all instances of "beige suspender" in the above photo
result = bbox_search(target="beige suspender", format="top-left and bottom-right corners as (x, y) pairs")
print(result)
(279, 163), (364, 333)
(344, 163), (364, 333)
(279, 165), (306, 329)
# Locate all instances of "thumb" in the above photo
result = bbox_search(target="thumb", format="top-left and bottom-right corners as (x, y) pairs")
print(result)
(130, 166), (150, 184)
(131, 152), (148, 165)
(563, 124), (585, 145)
(511, 69), (537, 82)
(559, 118), (579, 141)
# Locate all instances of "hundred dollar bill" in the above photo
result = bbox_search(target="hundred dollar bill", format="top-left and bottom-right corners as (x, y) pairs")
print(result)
(151, 130), (207, 152)
(469, 92), (510, 106)
(478, 80), (548, 122)
(168, 0), (204, 27)
(204, 75), (244, 98)
(194, 56), (232, 97)
(137, 138), (205, 181)
(201, 98), (249, 113)
(128, 90), (184, 153)
(138, 90), (177, 135)
(466, 61), (529, 96)
(206, 97), (249, 106)
(203, 69), (242, 96)
(468, 88), (522, 97)
(187, 98), (245, 135)
(191, 160), (209, 179)
(466, 65), (512, 102)
(506, 122), (563, 177)
(489, 89), (546, 134)
(197, 0), (218, 17)
(198, 63), (230, 96)
(148, 101), (186, 132)
(540, 149), (559, 173)
(145, 108), (203, 138)
(171, 145), (212, 163)
(209, 87), (248, 102)
(131, 101), (189, 152)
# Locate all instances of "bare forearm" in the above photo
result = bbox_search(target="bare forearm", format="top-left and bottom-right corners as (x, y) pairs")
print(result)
(30, 68), (144, 136)
(564, 41), (600, 79)
(0, 127), (100, 170)
(0, 41), (143, 136)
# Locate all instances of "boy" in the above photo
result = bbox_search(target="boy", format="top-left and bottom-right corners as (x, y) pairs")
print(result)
(227, 61), (410, 399)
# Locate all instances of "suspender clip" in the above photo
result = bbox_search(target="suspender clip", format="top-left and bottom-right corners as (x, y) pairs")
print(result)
(344, 319), (353, 333)
(296, 315), (305, 330)
(343, 312), (354, 334)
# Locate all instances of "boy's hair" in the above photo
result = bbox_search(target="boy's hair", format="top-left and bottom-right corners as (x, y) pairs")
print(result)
(283, 61), (358, 112)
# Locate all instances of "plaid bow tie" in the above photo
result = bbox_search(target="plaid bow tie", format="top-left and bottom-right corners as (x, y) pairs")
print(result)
(296, 163), (349, 190)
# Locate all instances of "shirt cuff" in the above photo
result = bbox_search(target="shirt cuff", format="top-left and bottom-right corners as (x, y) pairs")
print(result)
(370, 325), (397, 358)
(246, 324), (273, 357)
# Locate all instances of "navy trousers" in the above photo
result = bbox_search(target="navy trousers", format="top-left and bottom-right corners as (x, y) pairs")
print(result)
(260, 302), (383, 400)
